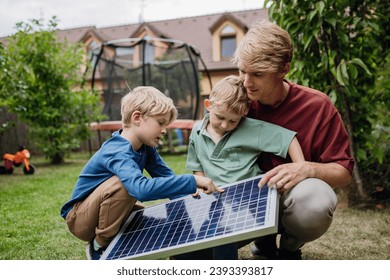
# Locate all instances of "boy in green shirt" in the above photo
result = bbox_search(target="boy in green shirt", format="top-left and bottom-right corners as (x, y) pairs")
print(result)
(181, 75), (304, 259)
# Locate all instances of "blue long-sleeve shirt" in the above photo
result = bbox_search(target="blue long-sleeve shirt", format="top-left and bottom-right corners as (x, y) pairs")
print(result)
(61, 130), (196, 219)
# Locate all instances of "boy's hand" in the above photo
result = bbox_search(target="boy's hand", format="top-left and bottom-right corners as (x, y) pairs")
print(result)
(192, 189), (203, 197)
(194, 175), (224, 194)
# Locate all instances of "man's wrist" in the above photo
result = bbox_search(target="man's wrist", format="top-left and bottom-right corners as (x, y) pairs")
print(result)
(305, 161), (316, 178)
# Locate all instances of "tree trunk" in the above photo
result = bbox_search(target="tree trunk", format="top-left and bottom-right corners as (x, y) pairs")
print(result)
(340, 94), (367, 205)
(51, 153), (64, 165)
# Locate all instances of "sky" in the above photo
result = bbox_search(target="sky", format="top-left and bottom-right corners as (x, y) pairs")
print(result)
(0, 0), (265, 37)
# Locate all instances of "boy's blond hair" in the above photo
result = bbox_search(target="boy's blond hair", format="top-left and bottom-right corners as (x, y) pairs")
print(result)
(232, 19), (293, 74)
(121, 86), (178, 128)
(209, 75), (250, 116)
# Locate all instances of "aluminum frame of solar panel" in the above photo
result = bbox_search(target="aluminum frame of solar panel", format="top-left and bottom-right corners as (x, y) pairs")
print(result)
(100, 175), (279, 260)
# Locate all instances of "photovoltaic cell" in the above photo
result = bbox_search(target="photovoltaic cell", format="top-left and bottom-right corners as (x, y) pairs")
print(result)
(100, 175), (279, 260)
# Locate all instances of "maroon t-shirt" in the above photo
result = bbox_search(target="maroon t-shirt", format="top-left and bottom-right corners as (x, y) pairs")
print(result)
(247, 81), (354, 174)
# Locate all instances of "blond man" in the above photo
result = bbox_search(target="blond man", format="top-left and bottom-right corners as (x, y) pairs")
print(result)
(233, 20), (354, 259)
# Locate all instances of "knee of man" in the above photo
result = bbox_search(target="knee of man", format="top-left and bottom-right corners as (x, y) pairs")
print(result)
(286, 178), (337, 213)
(282, 178), (337, 239)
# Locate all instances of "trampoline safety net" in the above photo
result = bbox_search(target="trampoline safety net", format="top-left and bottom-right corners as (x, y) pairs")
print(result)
(91, 37), (203, 121)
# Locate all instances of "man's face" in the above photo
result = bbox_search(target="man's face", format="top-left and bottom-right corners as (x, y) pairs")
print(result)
(238, 65), (284, 106)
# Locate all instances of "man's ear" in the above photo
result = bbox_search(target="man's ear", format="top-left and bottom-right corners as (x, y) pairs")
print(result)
(280, 62), (291, 78)
(204, 99), (212, 110)
(132, 111), (142, 126)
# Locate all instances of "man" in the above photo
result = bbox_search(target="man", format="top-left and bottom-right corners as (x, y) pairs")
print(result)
(232, 20), (354, 259)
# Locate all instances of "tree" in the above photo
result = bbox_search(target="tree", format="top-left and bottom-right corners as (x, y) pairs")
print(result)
(0, 17), (103, 164)
(264, 0), (389, 204)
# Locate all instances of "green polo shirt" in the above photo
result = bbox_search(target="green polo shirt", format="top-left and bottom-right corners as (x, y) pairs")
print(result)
(186, 114), (297, 186)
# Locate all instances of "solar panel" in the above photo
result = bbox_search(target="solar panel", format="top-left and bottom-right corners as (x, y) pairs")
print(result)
(100, 175), (279, 260)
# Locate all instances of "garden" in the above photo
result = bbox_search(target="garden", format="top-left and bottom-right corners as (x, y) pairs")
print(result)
(0, 0), (389, 261)
(0, 152), (388, 260)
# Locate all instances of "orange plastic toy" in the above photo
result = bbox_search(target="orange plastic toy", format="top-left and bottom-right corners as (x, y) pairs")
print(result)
(0, 146), (35, 175)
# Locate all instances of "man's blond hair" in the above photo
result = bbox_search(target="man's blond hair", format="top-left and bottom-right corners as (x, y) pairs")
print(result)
(121, 86), (178, 128)
(209, 75), (250, 116)
(232, 19), (293, 74)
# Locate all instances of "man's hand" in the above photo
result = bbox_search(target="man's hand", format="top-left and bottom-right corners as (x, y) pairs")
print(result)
(194, 175), (224, 194)
(258, 161), (313, 192)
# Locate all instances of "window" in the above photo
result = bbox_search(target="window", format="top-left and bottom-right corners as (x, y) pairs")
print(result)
(210, 19), (242, 62)
(221, 25), (235, 34)
(221, 36), (236, 59)
(87, 40), (100, 67)
(220, 25), (236, 60)
(116, 47), (135, 67)
(116, 47), (134, 57)
(140, 36), (154, 64)
(144, 43), (154, 64)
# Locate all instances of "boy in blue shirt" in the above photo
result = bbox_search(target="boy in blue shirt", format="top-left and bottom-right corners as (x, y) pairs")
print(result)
(61, 86), (223, 260)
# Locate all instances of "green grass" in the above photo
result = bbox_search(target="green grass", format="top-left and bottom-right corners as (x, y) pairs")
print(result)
(0, 152), (389, 260)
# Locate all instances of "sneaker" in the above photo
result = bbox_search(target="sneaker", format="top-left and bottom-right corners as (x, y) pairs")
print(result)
(86, 242), (105, 260)
(277, 248), (302, 260)
(250, 234), (278, 259)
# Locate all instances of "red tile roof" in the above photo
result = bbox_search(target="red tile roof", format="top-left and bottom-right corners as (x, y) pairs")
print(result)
(56, 8), (268, 71)
(56, 25), (96, 43)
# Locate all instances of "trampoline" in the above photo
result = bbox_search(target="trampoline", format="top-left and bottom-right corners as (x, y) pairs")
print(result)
(91, 36), (212, 121)
(88, 37), (211, 149)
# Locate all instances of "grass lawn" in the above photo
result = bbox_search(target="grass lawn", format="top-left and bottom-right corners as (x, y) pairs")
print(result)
(0, 151), (389, 260)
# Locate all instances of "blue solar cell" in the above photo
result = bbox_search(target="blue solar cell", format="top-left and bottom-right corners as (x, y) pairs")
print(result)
(100, 175), (279, 260)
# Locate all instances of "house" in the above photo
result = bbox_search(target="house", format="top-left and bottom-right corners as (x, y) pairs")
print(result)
(56, 8), (268, 117)
(0, 8), (268, 153)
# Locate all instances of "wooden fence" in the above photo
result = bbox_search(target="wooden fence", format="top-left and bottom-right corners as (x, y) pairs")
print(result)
(0, 108), (32, 155)
(0, 108), (103, 157)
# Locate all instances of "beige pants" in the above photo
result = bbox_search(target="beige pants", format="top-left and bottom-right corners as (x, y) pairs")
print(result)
(65, 176), (142, 248)
(278, 178), (337, 251)
(238, 178), (338, 252)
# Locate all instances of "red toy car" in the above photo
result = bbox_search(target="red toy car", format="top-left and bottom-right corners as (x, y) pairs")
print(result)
(0, 146), (35, 175)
